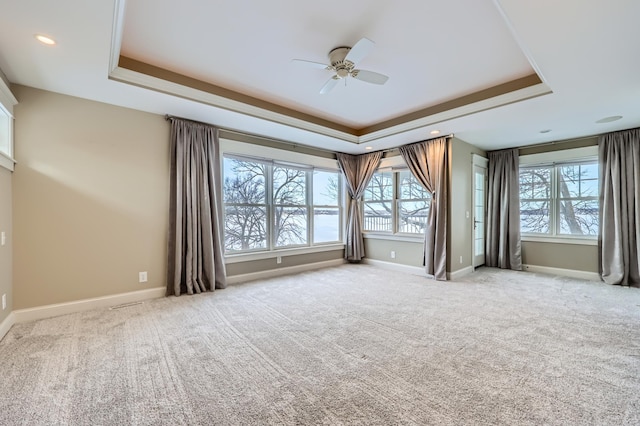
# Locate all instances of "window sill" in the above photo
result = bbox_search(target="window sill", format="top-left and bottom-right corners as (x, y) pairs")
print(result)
(363, 233), (423, 243)
(521, 235), (597, 246)
(224, 243), (345, 264)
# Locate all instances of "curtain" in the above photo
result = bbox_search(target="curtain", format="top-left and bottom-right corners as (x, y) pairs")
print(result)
(399, 137), (449, 280)
(599, 128), (640, 287)
(486, 148), (522, 270)
(336, 151), (383, 262)
(167, 117), (227, 296)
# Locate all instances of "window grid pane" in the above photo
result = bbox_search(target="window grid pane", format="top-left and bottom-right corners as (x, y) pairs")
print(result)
(223, 155), (342, 254)
(520, 160), (598, 238)
(557, 162), (599, 236)
(363, 201), (393, 232)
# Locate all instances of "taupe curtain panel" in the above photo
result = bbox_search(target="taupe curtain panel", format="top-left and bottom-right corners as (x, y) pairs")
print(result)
(336, 151), (383, 262)
(399, 137), (449, 280)
(486, 148), (522, 270)
(599, 128), (640, 287)
(167, 117), (227, 296)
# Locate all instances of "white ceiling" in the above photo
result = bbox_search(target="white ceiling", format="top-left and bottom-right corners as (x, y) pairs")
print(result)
(0, 0), (639, 154)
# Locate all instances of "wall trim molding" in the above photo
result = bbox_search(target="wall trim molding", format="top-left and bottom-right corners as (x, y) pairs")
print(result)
(227, 259), (346, 285)
(362, 258), (427, 277)
(0, 312), (15, 342)
(448, 266), (474, 280)
(363, 258), (474, 281)
(12, 287), (166, 324)
(523, 264), (601, 281)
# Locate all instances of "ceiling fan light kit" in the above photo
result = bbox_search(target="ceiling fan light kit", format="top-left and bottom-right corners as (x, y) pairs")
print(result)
(293, 37), (389, 94)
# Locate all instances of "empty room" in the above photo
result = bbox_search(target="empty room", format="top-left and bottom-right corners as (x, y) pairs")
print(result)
(0, 0), (638, 424)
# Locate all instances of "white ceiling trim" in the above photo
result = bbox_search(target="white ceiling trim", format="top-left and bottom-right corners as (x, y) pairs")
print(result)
(109, 0), (127, 75)
(108, 66), (360, 143)
(110, 62), (552, 146)
(357, 82), (552, 144)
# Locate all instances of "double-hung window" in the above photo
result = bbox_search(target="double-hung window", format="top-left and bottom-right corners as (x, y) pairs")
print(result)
(363, 169), (430, 234)
(519, 151), (598, 239)
(223, 154), (342, 254)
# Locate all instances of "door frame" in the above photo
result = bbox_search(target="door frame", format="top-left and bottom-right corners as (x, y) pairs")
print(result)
(472, 154), (489, 268)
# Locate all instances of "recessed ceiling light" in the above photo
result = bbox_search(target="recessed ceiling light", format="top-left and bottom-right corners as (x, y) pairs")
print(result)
(596, 115), (622, 124)
(35, 34), (56, 45)
(430, 130), (440, 135)
(365, 146), (373, 150)
(540, 129), (552, 134)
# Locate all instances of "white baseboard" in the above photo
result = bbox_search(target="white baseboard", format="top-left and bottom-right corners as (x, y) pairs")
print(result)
(362, 258), (427, 277)
(448, 266), (474, 280)
(12, 287), (166, 324)
(0, 312), (15, 342)
(523, 264), (601, 281)
(363, 258), (474, 281)
(227, 259), (347, 285)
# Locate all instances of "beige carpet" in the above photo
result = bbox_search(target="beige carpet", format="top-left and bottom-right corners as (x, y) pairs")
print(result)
(0, 265), (639, 425)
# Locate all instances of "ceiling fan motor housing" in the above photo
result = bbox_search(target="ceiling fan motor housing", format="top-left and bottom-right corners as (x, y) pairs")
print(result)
(328, 47), (354, 78)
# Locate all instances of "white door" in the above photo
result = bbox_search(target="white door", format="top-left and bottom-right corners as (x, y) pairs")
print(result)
(472, 161), (487, 268)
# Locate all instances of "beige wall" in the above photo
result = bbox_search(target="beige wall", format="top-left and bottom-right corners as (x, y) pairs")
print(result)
(522, 241), (598, 273)
(448, 137), (486, 273)
(13, 85), (171, 309)
(0, 167), (12, 322)
(226, 249), (344, 276)
(364, 238), (423, 267)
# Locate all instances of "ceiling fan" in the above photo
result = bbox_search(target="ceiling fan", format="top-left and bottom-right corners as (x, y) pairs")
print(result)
(292, 37), (389, 94)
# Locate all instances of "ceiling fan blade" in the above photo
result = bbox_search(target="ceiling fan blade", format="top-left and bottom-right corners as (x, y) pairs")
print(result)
(352, 69), (389, 85)
(344, 37), (375, 65)
(291, 59), (331, 70)
(319, 76), (340, 94)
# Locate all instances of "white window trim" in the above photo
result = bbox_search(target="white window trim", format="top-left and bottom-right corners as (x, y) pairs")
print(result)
(363, 233), (423, 243)
(220, 138), (344, 256)
(0, 77), (17, 172)
(519, 146), (599, 244)
(362, 165), (430, 237)
(224, 243), (345, 264)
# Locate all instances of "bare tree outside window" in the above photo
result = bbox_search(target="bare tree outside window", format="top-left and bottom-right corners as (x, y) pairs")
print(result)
(273, 166), (307, 247)
(519, 161), (598, 236)
(223, 157), (341, 252)
(363, 170), (430, 233)
(224, 159), (268, 251)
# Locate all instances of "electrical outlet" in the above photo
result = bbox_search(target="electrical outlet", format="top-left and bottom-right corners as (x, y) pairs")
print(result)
(276, 256), (282, 264)
(390, 251), (396, 259)
(139, 271), (148, 283)
(1, 231), (5, 246)
(2, 294), (6, 310)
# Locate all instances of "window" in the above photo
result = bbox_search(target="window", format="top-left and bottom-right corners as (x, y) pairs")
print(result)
(0, 76), (17, 171)
(223, 155), (342, 254)
(519, 159), (598, 238)
(363, 170), (430, 234)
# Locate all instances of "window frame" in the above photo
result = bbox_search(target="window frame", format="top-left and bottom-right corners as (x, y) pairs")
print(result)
(220, 139), (344, 259)
(519, 146), (599, 244)
(0, 74), (17, 172)
(362, 168), (431, 237)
